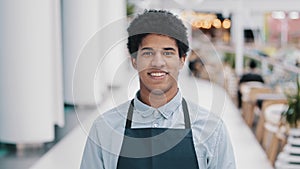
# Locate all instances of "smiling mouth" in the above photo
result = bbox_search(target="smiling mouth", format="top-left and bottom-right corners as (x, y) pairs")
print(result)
(147, 71), (168, 79)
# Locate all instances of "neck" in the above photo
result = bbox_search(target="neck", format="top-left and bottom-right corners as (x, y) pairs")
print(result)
(139, 88), (178, 108)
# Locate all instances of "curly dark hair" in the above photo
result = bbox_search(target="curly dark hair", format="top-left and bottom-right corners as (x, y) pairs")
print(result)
(127, 9), (189, 58)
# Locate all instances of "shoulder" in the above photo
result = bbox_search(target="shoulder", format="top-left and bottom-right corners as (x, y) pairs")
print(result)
(185, 99), (221, 124)
(185, 99), (225, 141)
(92, 100), (131, 129)
(86, 101), (132, 157)
(239, 73), (251, 81)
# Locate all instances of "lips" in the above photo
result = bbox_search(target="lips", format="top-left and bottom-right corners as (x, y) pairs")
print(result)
(147, 70), (168, 79)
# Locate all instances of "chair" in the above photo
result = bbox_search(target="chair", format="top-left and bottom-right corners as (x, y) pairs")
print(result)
(275, 129), (300, 169)
(267, 130), (287, 166)
(240, 82), (264, 118)
(243, 87), (273, 127)
(261, 104), (288, 150)
(256, 100), (288, 144)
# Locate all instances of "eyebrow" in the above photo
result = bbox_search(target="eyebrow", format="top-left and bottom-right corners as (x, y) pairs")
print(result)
(163, 47), (176, 51)
(140, 47), (153, 51)
(140, 47), (176, 51)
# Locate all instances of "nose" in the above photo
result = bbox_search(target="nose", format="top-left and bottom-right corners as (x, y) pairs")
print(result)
(151, 52), (166, 68)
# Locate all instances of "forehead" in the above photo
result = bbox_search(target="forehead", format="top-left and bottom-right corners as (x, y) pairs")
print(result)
(140, 34), (178, 49)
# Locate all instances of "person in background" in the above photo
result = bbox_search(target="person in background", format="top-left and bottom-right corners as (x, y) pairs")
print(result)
(188, 51), (205, 78)
(188, 50), (210, 80)
(80, 9), (236, 169)
(237, 59), (264, 108)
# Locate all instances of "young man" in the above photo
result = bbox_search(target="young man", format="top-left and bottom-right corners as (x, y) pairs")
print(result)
(80, 10), (236, 169)
(237, 59), (264, 108)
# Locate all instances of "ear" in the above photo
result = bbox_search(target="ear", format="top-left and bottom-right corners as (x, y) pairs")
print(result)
(179, 55), (186, 69)
(131, 57), (137, 70)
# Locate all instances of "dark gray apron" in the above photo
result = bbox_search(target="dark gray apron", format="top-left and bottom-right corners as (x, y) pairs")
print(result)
(116, 98), (199, 169)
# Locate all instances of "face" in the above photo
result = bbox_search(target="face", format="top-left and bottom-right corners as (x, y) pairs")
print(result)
(131, 34), (186, 97)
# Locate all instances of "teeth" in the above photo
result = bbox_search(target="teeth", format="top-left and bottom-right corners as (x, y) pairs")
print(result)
(150, 72), (166, 77)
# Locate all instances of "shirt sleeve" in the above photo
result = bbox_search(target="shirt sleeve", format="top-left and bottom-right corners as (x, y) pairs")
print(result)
(80, 124), (105, 169)
(209, 122), (236, 169)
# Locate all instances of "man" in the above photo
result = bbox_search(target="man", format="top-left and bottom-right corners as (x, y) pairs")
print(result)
(238, 59), (264, 108)
(239, 60), (264, 84)
(80, 10), (236, 169)
(188, 50), (206, 78)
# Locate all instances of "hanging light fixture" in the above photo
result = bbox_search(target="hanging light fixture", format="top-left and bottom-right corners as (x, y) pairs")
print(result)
(272, 11), (286, 19)
(212, 18), (222, 28)
(174, 0), (204, 7)
(289, 11), (299, 20)
(222, 19), (231, 29)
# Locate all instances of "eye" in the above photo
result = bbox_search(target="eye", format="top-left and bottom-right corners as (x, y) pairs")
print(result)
(142, 51), (154, 56)
(162, 51), (175, 56)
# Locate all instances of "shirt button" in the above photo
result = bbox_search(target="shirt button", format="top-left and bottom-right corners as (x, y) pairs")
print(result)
(153, 123), (158, 128)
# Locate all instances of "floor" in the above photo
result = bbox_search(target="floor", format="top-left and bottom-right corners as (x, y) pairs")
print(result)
(0, 105), (95, 169)
(0, 67), (274, 169)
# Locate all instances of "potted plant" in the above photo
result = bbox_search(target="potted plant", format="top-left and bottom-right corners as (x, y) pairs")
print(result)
(281, 74), (300, 128)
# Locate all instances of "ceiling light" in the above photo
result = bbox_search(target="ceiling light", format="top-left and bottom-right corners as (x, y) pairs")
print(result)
(212, 19), (221, 28)
(222, 19), (231, 29)
(272, 11), (285, 19)
(289, 11), (299, 19)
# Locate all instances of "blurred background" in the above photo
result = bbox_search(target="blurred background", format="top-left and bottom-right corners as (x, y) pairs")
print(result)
(1, 0), (300, 169)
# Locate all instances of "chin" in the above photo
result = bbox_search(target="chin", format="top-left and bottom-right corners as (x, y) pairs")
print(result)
(149, 89), (166, 95)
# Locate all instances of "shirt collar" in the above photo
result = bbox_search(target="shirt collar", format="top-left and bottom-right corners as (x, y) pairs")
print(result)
(133, 90), (182, 119)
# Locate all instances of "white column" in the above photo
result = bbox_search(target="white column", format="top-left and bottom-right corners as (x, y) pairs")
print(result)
(62, 0), (104, 105)
(0, 0), (64, 143)
(232, 9), (245, 76)
(100, 0), (128, 88)
(52, 0), (65, 127)
(281, 18), (289, 47)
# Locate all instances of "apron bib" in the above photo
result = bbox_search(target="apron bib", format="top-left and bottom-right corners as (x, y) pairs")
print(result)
(116, 98), (199, 169)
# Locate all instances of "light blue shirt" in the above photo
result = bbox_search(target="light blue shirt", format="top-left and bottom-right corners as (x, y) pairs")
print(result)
(80, 91), (236, 169)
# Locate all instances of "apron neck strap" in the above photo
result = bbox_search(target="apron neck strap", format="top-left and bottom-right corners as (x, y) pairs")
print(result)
(182, 98), (191, 129)
(125, 100), (134, 129)
(125, 98), (191, 129)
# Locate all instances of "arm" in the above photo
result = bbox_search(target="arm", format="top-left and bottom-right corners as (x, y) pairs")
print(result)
(80, 124), (105, 169)
(209, 122), (236, 169)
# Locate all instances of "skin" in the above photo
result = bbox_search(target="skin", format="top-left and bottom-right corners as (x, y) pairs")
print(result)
(131, 34), (186, 108)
